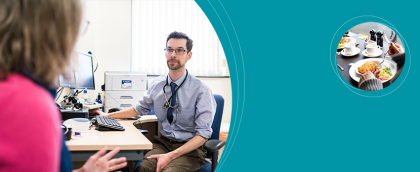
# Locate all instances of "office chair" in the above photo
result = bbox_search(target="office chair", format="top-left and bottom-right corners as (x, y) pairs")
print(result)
(199, 94), (226, 172)
(134, 94), (226, 172)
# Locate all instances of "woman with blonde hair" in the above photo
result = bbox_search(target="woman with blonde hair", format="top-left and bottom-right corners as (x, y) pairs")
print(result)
(0, 1), (126, 171)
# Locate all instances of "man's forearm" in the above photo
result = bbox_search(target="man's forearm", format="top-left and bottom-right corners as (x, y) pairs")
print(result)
(168, 135), (208, 160)
(107, 107), (139, 119)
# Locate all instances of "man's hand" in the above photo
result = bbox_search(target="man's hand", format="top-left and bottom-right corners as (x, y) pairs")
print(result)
(388, 42), (404, 56)
(147, 153), (175, 172)
(90, 109), (108, 116)
(359, 71), (376, 86)
(90, 107), (138, 119)
(75, 147), (127, 172)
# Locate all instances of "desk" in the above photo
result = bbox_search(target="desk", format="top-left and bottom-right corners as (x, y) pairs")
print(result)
(66, 120), (153, 162)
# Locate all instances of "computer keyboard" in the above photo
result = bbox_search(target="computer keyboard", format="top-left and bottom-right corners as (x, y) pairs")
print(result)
(93, 115), (125, 131)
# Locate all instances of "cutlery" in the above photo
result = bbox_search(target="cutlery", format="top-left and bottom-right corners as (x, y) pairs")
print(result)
(337, 64), (344, 71)
(376, 51), (387, 69)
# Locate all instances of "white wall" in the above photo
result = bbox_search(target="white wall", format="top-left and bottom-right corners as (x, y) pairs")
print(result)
(59, 0), (232, 132)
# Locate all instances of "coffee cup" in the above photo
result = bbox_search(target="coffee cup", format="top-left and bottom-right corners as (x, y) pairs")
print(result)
(364, 40), (377, 49)
(366, 44), (381, 56)
(368, 40), (376, 45)
(344, 43), (357, 55)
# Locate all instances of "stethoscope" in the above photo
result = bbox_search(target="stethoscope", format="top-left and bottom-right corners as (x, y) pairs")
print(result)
(163, 69), (188, 109)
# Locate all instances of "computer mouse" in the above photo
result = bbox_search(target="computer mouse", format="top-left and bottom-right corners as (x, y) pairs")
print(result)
(108, 108), (122, 113)
(90, 112), (100, 116)
(130, 116), (141, 120)
(91, 118), (97, 125)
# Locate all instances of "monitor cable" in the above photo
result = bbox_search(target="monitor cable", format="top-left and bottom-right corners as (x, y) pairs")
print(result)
(55, 87), (64, 101)
(88, 51), (99, 73)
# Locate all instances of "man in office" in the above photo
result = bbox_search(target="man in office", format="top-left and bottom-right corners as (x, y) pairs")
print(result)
(94, 31), (216, 172)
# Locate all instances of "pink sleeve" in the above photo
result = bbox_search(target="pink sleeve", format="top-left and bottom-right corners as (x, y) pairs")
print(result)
(0, 74), (62, 172)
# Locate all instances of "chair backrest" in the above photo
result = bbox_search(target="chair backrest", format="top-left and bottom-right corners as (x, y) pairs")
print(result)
(206, 94), (224, 159)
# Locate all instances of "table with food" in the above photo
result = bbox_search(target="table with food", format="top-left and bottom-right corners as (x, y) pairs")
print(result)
(336, 31), (398, 89)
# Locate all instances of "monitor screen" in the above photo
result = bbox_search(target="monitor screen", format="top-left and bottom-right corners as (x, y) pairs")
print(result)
(58, 51), (95, 90)
(59, 72), (76, 88)
(75, 52), (95, 90)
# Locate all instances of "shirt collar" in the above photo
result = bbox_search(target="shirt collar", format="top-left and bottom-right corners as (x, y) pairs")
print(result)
(167, 69), (187, 86)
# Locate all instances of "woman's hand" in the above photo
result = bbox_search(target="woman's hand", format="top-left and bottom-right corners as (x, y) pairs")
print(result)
(74, 147), (127, 172)
(359, 71), (376, 86)
(388, 42), (404, 56)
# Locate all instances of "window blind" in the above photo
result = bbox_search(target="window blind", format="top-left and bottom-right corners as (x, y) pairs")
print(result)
(131, 0), (223, 76)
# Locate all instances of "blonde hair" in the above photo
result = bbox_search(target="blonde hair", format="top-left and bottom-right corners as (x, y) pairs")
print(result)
(0, 0), (82, 87)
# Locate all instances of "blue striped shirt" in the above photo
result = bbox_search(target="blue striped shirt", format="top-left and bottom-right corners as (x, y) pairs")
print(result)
(134, 70), (216, 142)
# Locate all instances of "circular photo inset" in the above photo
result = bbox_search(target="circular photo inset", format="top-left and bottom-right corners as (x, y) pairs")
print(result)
(336, 22), (405, 91)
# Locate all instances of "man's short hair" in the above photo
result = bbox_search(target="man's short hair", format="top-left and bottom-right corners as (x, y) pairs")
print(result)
(166, 31), (193, 52)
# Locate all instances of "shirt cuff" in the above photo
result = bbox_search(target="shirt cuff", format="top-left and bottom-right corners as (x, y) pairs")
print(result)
(196, 128), (213, 139)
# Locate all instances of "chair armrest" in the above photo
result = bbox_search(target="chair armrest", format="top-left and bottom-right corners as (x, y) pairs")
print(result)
(204, 139), (225, 152)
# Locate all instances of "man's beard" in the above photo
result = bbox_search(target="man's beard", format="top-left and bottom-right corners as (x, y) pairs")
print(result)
(167, 59), (184, 70)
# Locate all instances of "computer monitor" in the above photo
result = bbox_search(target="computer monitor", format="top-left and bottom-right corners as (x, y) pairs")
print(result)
(59, 72), (76, 88)
(75, 51), (95, 90)
(59, 50), (95, 90)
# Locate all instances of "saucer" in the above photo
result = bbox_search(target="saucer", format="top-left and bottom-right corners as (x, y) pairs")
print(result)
(362, 49), (383, 57)
(341, 48), (360, 56)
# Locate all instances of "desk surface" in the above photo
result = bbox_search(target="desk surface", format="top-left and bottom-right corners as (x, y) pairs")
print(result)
(66, 120), (153, 151)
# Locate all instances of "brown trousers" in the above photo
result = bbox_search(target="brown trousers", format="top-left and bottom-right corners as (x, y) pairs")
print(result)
(137, 136), (207, 172)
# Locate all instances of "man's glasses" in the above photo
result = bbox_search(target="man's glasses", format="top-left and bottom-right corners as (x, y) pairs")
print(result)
(164, 48), (187, 55)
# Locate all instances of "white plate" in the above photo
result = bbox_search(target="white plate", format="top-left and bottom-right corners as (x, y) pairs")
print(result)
(341, 48), (360, 56)
(362, 49), (383, 57)
(349, 58), (397, 83)
(337, 37), (356, 49)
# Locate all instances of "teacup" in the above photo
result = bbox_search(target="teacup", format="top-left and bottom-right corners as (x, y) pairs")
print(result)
(368, 40), (376, 45)
(366, 44), (381, 56)
(344, 43), (358, 55)
(364, 40), (377, 49)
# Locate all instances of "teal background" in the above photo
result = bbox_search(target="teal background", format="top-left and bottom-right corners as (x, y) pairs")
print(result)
(196, 0), (419, 171)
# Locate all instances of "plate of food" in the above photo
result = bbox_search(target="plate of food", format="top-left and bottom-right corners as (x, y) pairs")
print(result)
(349, 58), (397, 83)
(337, 37), (356, 49)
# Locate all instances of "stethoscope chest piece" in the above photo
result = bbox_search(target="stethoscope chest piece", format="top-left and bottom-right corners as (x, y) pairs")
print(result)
(163, 101), (178, 109)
